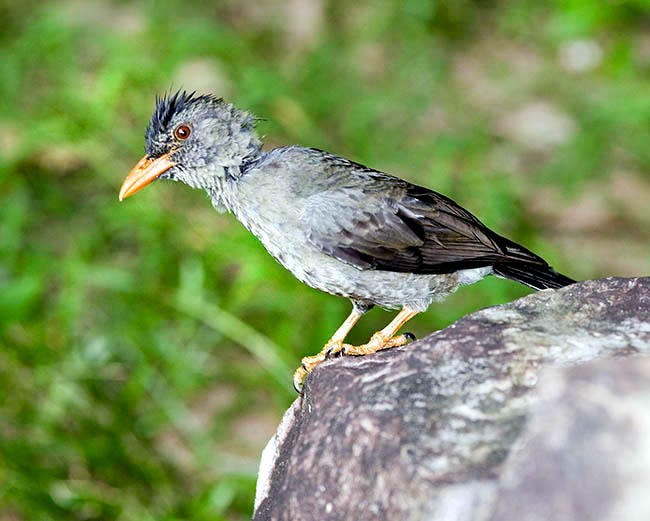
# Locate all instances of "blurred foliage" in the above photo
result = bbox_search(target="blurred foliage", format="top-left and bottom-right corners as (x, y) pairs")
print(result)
(0, 0), (649, 519)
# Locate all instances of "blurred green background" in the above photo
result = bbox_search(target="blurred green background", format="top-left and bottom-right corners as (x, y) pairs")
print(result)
(1, 0), (649, 519)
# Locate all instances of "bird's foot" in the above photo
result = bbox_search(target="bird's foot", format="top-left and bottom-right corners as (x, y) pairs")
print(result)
(324, 339), (348, 358)
(293, 339), (351, 393)
(293, 353), (324, 393)
(343, 331), (415, 356)
(292, 334), (415, 393)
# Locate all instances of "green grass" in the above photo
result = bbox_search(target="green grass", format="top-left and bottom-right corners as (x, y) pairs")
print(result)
(1, 1), (649, 519)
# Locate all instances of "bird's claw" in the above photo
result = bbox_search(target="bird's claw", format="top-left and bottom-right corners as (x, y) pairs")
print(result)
(293, 333), (415, 392)
(325, 343), (346, 359)
(294, 340), (348, 392)
(293, 352), (327, 394)
(294, 363), (310, 394)
(293, 371), (305, 394)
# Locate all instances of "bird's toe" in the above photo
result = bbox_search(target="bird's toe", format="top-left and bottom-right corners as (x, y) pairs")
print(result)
(293, 371), (305, 394)
(324, 340), (346, 359)
(293, 352), (327, 393)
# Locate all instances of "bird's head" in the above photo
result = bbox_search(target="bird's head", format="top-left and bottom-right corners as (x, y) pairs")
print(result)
(119, 90), (261, 201)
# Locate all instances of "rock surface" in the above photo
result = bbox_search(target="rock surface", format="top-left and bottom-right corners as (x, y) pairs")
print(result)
(253, 277), (650, 521)
(488, 358), (650, 521)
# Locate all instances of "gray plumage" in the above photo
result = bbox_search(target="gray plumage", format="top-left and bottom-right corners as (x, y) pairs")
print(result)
(127, 91), (574, 318)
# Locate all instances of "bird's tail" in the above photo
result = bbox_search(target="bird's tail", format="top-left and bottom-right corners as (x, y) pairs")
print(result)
(492, 262), (576, 290)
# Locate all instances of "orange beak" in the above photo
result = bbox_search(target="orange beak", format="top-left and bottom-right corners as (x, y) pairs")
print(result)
(119, 153), (175, 201)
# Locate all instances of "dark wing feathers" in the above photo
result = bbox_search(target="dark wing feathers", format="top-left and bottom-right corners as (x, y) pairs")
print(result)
(305, 191), (423, 270)
(305, 171), (548, 275)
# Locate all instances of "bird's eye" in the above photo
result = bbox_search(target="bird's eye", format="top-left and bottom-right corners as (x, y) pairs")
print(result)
(174, 125), (191, 140)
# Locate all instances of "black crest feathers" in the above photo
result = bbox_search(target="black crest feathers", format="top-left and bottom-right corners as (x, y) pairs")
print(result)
(145, 90), (223, 143)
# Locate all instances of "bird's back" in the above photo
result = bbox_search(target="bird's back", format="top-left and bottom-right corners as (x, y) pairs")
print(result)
(222, 146), (572, 308)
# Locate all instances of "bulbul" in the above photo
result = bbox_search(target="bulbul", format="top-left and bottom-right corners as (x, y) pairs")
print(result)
(119, 91), (575, 392)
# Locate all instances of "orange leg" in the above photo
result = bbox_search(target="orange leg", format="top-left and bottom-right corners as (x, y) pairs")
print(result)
(293, 307), (418, 392)
(293, 310), (362, 392)
(343, 307), (418, 356)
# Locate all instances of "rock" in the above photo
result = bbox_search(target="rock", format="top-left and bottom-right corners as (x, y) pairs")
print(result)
(253, 277), (650, 521)
(489, 358), (650, 521)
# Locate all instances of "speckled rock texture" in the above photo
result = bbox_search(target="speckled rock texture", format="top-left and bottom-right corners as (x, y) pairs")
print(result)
(488, 358), (650, 521)
(253, 277), (650, 521)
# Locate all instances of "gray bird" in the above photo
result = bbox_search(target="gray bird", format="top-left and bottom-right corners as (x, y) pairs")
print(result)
(119, 91), (575, 392)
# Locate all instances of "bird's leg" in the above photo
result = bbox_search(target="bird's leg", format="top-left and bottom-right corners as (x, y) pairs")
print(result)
(343, 307), (418, 356)
(293, 310), (362, 392)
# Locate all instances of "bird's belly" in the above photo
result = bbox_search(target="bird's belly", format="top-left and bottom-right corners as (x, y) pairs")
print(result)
(263, 237), (490, 311)
(232, 205), (491, 312)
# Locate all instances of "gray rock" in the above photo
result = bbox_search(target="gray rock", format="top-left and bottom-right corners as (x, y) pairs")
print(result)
(489, 358), (650, 521)
(253, 277), (650, 521)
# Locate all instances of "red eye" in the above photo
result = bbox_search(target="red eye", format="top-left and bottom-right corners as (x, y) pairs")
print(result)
(174, 125), (191, 140)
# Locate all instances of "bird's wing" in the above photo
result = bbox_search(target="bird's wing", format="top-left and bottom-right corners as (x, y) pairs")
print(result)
(304, 170), (546, 275)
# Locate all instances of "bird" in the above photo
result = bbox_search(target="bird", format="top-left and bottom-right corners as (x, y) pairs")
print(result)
(119, 90), (575, 392)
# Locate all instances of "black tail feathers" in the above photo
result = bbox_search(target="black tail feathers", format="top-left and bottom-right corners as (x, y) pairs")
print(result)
(492, 262), (576, 290)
